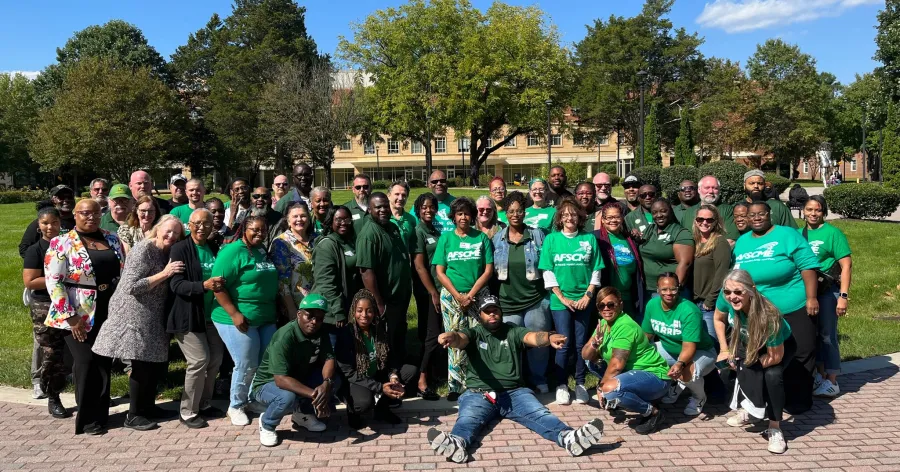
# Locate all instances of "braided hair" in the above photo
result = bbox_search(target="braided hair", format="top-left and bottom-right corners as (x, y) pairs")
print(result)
(349, 289), (389, 376)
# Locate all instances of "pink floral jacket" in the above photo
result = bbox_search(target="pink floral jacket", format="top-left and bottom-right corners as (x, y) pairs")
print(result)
(43, 229), (124, 331)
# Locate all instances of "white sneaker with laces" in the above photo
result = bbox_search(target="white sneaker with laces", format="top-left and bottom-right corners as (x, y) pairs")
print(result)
(661, 381), (684, 404)
(813, 379), (840, 397)
(767, 428), (787, 454)
(228, 406), (250, 426)
(259, 415), (278, 447)
(574, 385), (590, 404)
(535, 384), (549, 394)
(726, 408), (756, 427)
(32, 384), (47, 400)
(555, 385), (571, 405)
(562, 418), (604, 456)
(812, 372), (824, 391)
(427, 428), (469, 463)
(292, 412), (327, 432)
(683, 396), (706, 416)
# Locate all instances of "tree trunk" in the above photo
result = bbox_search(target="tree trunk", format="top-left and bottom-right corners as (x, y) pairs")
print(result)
(324, 161), (333, 190)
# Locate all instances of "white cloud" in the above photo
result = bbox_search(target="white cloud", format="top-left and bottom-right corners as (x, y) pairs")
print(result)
(696, 0), (883, 33)
(1, 71), (40, 80)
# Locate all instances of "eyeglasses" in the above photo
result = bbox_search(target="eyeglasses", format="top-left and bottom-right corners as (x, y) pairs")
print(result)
(251, 194), (269, 200)
(273, 183), (288, 187)
(92, 187), (108, 193)
(137, 209), (154, 215)
(560, 213), (578, 219)
(594, 183), (611, 188)
(603, 215), (623, 221)
(657, 287), (679, 294)
(531, 188), (545, 194)
(679, 186), (697, 192)
(430, 179), (447, 185)
(334, 217), (352, 224)
(354, 185), (370, 190)
(747, 211), (769, 218)
(190, 221), (213, 228)
(506, 209), (524, 216)
(723, 289), (745, 296)
(597, 302), (618, 310)
(695, 217), (716, 224)
(75, 210), (100, 218)
(639, 192), (656, 198)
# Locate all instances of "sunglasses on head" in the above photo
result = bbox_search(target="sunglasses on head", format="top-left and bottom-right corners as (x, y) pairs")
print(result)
(723, 289), (744, 296)
(597, 301), (618, 310)
(251, 194), (269, 200)
(695, 217), (716, 224)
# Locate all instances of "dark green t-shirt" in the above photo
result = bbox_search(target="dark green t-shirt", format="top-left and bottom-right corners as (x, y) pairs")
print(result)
(639, 222), (694, 291)
(251, 322), (334, 392)
(799, 223), (851, 273)
(608, 231), (636, 298)
(413, 221), (442, 289)
(210, 239), (278, 326)
(460, 323), (530, 391)
(391, 211), (418, 253)
(432, 228), (494, 293)
(641, 297), (715, 357)
(596, 315), (670, 380)
(362, 332), (377, 377)
(497, 231), (546, 313)
(99, 212), (122, 233)
(625, 206), (653, 239)
(196, 242), (216, 320)
(356, 216), (412, 300)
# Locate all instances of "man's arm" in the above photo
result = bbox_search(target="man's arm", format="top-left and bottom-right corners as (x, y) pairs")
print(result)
(437, 331), (470, 350)
(523, 331), (567, 349)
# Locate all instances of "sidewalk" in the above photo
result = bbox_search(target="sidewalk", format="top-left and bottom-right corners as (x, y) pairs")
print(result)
(0, 355), (898, 471)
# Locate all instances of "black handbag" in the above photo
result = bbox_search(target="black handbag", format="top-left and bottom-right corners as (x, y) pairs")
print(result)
(802, 226), (840, 295)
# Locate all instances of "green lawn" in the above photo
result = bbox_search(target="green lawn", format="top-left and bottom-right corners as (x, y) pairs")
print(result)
(2, 197), (897, 398)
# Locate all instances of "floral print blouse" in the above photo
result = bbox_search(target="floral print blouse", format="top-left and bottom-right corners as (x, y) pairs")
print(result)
(269, 229), (316, 306)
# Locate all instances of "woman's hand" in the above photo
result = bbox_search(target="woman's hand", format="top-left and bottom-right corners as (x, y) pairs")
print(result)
(456, 292), (471, 309)
(67, 316), (87, 342)
(667, 362), (684, 379)
(573, 295), (590, 311)
(430, 291), (442, 314)
(203, 276), (224, 291)
(231, 312), (249, 333)
(334, 320), (346, 328)
(716, 351), (736, 370)
(837, 297), (848, 316)
(382, 382), (404, 399)
(163, 259), (185, 278)
(806, 297), (819, 317)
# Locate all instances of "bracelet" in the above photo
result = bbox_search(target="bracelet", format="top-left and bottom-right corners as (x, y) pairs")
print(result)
(323, 377), (334, 385)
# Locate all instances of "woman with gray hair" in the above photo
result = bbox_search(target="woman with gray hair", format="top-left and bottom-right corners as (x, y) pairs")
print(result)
(93, 215), (186, 431)
(475, 195), (505, 239)
(309, 186), (332, 232)
(714, 269), (795, 454)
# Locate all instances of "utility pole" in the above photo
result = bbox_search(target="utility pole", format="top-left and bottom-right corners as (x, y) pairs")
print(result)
(546, 100), (553, 167)
(637, 70), (648, 167)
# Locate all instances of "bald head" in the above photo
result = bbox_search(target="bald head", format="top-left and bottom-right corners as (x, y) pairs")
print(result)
(429, 170), (449, 198)
(592, 172), (613, 200)
(129, 170), (153, 199)
(74, 199), (101, 232)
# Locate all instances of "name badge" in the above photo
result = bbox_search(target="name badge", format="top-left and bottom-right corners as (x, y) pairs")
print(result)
(478, 341), (488, 350)
(344, 250), (355, 256)
(426, 237), (436, 244)
(352, 214), (361, 220)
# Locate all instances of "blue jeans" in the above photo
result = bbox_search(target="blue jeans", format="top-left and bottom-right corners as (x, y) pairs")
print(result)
(214, 322), (277, 409)
(551, 306), (592, 385)
(696, 301), (718, 349)
(253, 370), (339, 431)
(585, 361), (669, 415)
(816, 286), (841, 375)
(452, 388), (572, 449)
(504, 298), (552, 387)
(653, 342), (716, 383)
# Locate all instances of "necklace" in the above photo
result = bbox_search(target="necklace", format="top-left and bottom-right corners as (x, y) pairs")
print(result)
(84, 238), (99, 249)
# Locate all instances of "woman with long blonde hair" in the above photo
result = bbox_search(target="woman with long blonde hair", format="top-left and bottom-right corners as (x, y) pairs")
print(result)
(713, 269), (795, 454)
(691, 204), (731, 341)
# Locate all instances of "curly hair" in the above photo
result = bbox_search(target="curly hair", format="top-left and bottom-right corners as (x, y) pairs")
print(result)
(450, 196), (477, 223)
(413, 192), (438, 220)
(552, 196), (586, 231)
(349, 289), (389, 376)
(318, 205), (352, 239)
(235, 215), (268, 253)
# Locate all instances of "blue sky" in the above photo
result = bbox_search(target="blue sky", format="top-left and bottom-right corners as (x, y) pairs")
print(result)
(0, 0), (886, 85)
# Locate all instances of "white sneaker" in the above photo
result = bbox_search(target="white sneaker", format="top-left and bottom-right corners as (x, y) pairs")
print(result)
(228, 406), (250, 426)
(259, 415), (279, 447)
(574, 385), (590, 404)
(813, 379), (840, 397)
(683, 396), (706, 416)
(555, 385), (571, 405)
(812, 372), (824, 391)
(32, 384), (47, 400)
(427, 428), (469, 463)
(661, 381), (684, 404)
(535, 384), (549, 394)
(292, 412), (327, 432)
(767, 428), (786, 454)
(562, 418), (604, 456)
(726, 408), (758, 427)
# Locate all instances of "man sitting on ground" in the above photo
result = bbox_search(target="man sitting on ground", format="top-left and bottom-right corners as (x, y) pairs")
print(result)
(427, 295), (605, 463)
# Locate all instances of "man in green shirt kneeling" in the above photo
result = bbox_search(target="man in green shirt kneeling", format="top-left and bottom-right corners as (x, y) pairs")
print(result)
(251, 294), (339, 447)
(427, 295), (605, 464)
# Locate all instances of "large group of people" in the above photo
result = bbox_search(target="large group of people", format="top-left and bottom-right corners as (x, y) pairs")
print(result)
(19, 165), (853, 460)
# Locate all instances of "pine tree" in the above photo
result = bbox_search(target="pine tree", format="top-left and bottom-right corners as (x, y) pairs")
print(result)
(883, 102), (900, 190)
(644, 102), (662, 166)
(674, 112), (698, 166)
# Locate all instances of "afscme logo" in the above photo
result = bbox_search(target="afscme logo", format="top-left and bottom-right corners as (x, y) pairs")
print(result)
(735, 241), (779, 261)
(554, 253), (588, 263)
(448, 250), (481, 260)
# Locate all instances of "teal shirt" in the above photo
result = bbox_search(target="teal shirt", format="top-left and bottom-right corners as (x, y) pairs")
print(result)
(716, 294), (793, 347)
(434, 195), (457, 233)
(732, 225), (820, 314)
(798, 223), (851, 273)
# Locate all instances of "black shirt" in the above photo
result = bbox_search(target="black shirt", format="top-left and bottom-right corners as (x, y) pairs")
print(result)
(23, 239), (51, 301)
(19, 215), (76, 258)
(154, 196), (174, 215)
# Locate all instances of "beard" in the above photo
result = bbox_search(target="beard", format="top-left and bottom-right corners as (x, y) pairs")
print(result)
(251, 207), (269, 217)
(746, 189), (765, 201)
(701, 194), (718, 204)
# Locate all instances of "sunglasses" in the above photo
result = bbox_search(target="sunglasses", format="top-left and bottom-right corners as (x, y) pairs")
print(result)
(354, 185), (370, 190)
(273, 183), (288, 187)
(695, 217), (716, 224)
(477, 208), (493, 213)
(679, 186), (697, 192)
(594, 183), (612, 188)
(723, 289), (745, 296)
(639, 192), (656, 198)
(430, 179), (447, 185)
(623, 183), (640, 189)
(251, 194), (270, 200)
(597, 302), (618, 310)
(75, 210), (101, 218)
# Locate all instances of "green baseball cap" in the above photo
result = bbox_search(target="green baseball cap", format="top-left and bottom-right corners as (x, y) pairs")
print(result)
(297, 293), (328, 312)
(109, 183), (132, 200)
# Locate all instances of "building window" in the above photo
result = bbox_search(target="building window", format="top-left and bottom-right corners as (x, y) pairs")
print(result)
(363, 140), (375, 155)
(551, 134), (562, 146)
(527, 135), (539, 147)
(486, 138), (493, 148)
(598, 135), (609, 145)
(458, 137), (470, 153)
(851, 158), (857, 171)
(411, 141), (423, 154)
(573, 134), (585, 146)
(504, 136), (517, 147)
(618, 159), (634, 177)
(435, 137), (447, 153)
(802, 161), (809, 174)
(339, 138), (352, 151)
(387, 139), (400, 154)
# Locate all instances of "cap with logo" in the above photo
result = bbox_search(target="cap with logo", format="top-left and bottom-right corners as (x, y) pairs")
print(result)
(108, 184), (133, 200)
(622, 175), (641, 187)
(170, 174), (187, 185)
(49, 185), (74, 197)
(297, 293), (328, 312)
(477, 294), (501, 312)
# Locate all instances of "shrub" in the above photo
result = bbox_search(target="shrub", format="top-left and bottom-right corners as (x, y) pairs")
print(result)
(629, 166), (662, 190)
(660, 165), (700, 201)
(765, 173), (790, 196)
(0, 188), (50, 204)
(371, 179), (391, 190)
(448, 176), (466, 188)
(823, 183), (900, 220)
(699, 160), (749, 205)
(537, 160), (587, 184)
(408, 178), (426, 188)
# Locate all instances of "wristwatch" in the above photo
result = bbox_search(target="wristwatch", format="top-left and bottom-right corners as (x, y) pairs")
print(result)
(323, 377), (334, 386)
(839, 292), (849, 299)
(585, 290), (594, 298)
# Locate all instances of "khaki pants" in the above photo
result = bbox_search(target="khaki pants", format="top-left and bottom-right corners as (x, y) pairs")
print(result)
(175, 322), (225, 419)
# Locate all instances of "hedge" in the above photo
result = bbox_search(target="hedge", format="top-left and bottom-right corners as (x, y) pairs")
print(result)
(408, 178), (426, 188)
(0, 188), (50, 204)
(371, 179), (391, 190)
(823, 183), (900, 220)
(698, 160), (748, 205)
(765, 173), (790, 196)
(660, 165), (700, 201)
(629, 166), (661, 190)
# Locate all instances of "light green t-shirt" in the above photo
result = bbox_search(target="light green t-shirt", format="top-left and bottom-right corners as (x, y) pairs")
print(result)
(434, 195), (457, 233)
(196, 242), (216, 320)
(596, 315), (670, 381)
(170, 204), (199, 225)
(732, 225), (820, 314)
(799, 223), (851, 273)
(608, 231), (636, 298)
(432, 228), (494, 293)
(210, 239), (278, 326)
(642, 297), (715, 357)
(538, 230), (604, 311)
(524, 206), (556, 232)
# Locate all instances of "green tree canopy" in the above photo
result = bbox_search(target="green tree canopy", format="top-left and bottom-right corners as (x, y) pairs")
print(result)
(674, 111), (697, 166)
(692, 58), (754, 162)
(876, 0), (900, 99)
(0, 73), (40, 177)
(643, 102), (662, 166)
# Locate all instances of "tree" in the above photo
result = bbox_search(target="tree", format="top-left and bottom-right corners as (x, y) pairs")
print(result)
(881, 102), (900, 189)
(572, 0), (705, 152)
(692, 58), (754, 162)
(643, 102), (662, 166)
(30, 58), (189, 182)
(0, 73), (40, 180)
(875, 0), (900, 99)
(33, 20), (170, 107)
(747, 39), (830, 177)
(674, 111), (697, 166)
(261, 62), (367, 189)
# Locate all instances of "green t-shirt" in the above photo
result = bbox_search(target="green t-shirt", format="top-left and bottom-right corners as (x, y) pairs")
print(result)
(639, 222), (694, 291)
(641, 297), (715, 357)
(717, 203), (740, 241)
(608, 231), (636, 298)
(460, 323), (530, 391)
(732, 225), (820, 314)
(362, 332), (377, 377)
(251, 322), (334, 392)
(391, 211), (418, 253)
(432, 228), (494, 293)
(497, 230), (547, 313)
(434, 195), (457, 233)
(170, 204), (200, 225)
(596, 315), (669, 380)
(673, 202), (700, 229)
(799, 223), (851, 273)
(497, 210), (508, 224)
(210, 239), (278, 326)
(538, 230), (604, 311)
(414, 221), (442, 289)
(524, 206), (556, 231)
(196, 242), (217, 320)
(715, 295), (793, 347)
(356, 217), (412, 300)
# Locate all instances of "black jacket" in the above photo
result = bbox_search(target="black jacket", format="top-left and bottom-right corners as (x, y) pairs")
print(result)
(167, 238), (220, 334)
(334, 325), (398, 395)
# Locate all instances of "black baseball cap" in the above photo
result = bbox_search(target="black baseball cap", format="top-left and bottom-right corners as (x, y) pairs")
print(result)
(50, 185), (74, 197)
(622, 175), (642, 187)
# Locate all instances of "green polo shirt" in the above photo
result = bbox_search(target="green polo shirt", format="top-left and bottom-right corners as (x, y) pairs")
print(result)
(642, 297), (715, 357)
(99, 212), (122, 233)
(625, 206), (654, 239)
(638, 222), (694, 291)
(460, 323), (530, 391)
(356, 216), (412, 300)
(497, 230), (546, 313)
(432, 228), (494, 293)
(391, 211), (418, 252)
(251, 322), (334, 392)
(673, 202), (700, 229)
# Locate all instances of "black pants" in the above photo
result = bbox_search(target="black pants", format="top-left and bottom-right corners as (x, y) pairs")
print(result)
(384, 298), (411, 367)
(736, 336), (796, 422)
(65, 329), (112, 434)
(343, 364), (417, 414)
(782, 307), (817, 414)
(419, 298), (445, 384)
(412, 270), (429, 343)
(129, 359), (164, 417)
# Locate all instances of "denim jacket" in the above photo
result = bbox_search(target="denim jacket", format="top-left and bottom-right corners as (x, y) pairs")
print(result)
(492, 226), (545, 281)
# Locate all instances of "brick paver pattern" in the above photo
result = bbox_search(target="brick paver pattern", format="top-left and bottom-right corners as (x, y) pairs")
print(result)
(1, 367), (898, 471)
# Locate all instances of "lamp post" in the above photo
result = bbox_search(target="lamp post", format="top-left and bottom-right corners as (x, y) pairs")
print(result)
(637, 70), (648, 168)
(545, 99), (553, 167)
(375, 144), (380, 180)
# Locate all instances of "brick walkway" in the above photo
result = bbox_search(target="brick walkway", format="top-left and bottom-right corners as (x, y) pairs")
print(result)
(1, 366), (898, 471)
